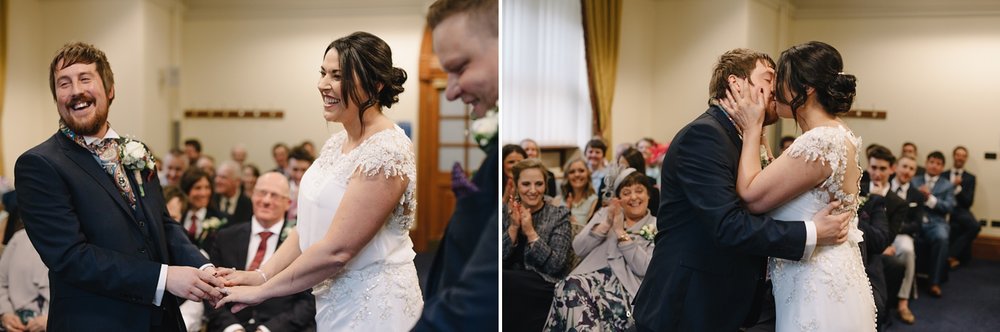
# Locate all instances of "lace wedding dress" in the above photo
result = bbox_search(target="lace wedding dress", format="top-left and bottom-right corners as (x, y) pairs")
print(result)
(296, 126), (423, 331)
(767, 125), (876, 331)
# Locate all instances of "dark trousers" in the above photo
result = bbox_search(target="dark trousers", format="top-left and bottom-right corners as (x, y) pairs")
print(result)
(503, 269), (555, 332)
(949, 209), (981, 263)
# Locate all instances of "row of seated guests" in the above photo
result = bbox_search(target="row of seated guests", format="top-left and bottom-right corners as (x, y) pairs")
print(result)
(856, 144), (978, 329)
(502, 158), (656, 331)
(162, 169), (316, 331)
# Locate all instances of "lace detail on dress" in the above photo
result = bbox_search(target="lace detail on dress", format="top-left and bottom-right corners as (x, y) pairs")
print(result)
(312, 128), (417, 232)
(313, 261), (423, 329)
(784, 125), (864, 216)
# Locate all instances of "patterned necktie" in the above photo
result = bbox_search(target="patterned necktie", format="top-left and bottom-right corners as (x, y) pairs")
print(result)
(61, 125), (137, 210)
(247, 231), (274, 271)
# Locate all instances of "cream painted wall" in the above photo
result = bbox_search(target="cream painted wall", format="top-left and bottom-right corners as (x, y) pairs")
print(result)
(3, 0), (175, 177)
(180, 14), (424, 170)
(609, 0), (656, 153)
(790, 15), (1000, 233)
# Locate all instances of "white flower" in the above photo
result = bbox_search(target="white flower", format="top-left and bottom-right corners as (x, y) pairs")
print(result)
(470, 109), (498, 147)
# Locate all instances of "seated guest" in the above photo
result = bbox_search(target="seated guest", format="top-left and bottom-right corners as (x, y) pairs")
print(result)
(521, 138), (557, 197)
(887, 155), (923, 324)
(205, 172), (316, 332)
(230, 144), (248, 167)
(271, 143), (291, 175)
(241, 164), (261, 198)
(160, 149), (189, 187)
(584, 139), (609, 190)
(0, 228), (49, 332)
(856, 156), (895, 331)
(615, 148), (659, 215)
(554, 158), (598, 236)
(544, 170), (655, 331)
(945, 146), (979, 268)
(180, 169), (229, 249)
(184, 138), (203, 166)
(286, 147), (314, 223)
(298, 140), (317, 159)
(197, 155), (217, 180)
(214, 161), (253, 225)
(779, 135), (795, 154)
(635, 137), (662, 185)
(900, 142), (925, 176)
(910, 151), (955, 297)
(162, 186), (188, 222)
(502, 144), (527, 202)
(503, 159), (573, 332)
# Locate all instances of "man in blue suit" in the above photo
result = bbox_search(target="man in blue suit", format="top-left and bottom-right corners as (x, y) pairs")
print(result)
(910, 151), (956, 297)
(631, 48), (853, 332)
(15, 42), (225, 332)
(944, 146), (979, 268)
(413, 0), (499, 331)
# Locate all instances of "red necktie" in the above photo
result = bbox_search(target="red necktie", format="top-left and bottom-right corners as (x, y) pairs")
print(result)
(187, 214), (199, 237)
(247, 231), (274, 271)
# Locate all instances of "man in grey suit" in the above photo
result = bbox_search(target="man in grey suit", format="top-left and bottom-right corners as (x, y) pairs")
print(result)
(909, 151), (955, 297)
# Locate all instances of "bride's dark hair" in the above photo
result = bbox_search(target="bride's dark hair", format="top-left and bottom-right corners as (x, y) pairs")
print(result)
(325, 32), (407, 131)
(775, 41), (857, 118)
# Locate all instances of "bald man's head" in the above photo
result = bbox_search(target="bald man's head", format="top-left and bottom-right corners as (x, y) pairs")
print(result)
(251, 172), (291, 226)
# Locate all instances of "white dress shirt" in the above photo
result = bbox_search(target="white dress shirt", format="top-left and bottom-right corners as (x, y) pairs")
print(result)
(245, 218), (285, 270)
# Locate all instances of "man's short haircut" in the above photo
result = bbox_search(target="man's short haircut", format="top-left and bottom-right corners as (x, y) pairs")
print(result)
(288, 147), (315, 164)
(49, 42), (115, 103)
(708, 48), (775, 105)
(427, 0), (498, 38)
(585, 139), (608, 154)
(953, 145), (968, 155)
(868, 148), (896, 165)
(927, 151), (946, 163)
(184, 139), (202, 152)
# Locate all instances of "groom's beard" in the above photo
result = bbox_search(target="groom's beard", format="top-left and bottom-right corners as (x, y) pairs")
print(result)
(60, 94), (109, 136)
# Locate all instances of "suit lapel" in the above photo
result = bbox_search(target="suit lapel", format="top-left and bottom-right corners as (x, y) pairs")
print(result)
(56, 133), (135, 218)
(236, 227), (251, 268)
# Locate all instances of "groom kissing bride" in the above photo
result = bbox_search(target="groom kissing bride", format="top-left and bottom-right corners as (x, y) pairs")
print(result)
(634, 42), (874, 332)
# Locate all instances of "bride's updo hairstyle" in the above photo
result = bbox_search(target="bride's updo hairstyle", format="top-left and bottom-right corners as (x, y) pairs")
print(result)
(775, 41), (857, 117)
(325, 31), (407, 124)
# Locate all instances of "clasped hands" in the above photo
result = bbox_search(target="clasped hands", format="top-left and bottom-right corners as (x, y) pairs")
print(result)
(507, 197), (539, 244)
(165, 266), (264, 312)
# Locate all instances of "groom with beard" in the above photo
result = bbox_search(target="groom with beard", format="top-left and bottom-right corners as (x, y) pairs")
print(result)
(15, 42), (226, 332)
(631, 48), (853, 331)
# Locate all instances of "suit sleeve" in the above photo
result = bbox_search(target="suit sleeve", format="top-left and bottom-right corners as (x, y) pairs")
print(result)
(676, 123), (806, 260)
(956, 176), (975, 209)
(859, 195), (892, 256)
(523, 208), (573, 278)
(15, 152), (161, 304)
(153, 175), (209, 268)
(412, 214), (499, 332)
(572, 207), (608, 258)
(930, 183), (956, 214)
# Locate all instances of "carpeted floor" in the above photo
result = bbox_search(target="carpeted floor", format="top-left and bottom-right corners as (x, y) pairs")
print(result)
(888, 259), (1000, 331)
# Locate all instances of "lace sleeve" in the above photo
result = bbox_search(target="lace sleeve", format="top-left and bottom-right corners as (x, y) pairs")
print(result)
(783, 126), (856, 196)
(351, 130), (416, 183)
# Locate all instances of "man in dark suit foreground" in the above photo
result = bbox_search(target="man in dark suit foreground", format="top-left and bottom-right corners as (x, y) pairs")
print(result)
(206, 172), (315, 332)
(15, 42), (224, 332)
(631, 48), (852, 332)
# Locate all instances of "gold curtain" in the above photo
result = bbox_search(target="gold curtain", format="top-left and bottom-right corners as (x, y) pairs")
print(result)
(0, 0), (7, 177)
(581, 0), (622, 144)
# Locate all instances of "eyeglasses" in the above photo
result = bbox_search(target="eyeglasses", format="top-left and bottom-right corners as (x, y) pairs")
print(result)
(252, 189), (289, 200)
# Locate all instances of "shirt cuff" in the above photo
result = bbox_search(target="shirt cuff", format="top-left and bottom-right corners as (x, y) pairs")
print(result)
(200, 263), (216, 271)
(925, 194), (938, 209)
(154, 264), (168, 306)
(223, 324), (246, 332)
(258, 325), (272, 332)
(802, 220), (817, 260)
(954, 185), (963, 195)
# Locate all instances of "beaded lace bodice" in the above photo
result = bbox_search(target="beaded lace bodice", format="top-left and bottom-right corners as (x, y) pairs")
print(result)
(783, 125), (863, 217)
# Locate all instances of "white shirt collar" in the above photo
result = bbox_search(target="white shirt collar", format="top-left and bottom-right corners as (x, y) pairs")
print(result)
(869, 181), (890, 196)
(82, 127), (120, 145)
(251, 216), (285, 237)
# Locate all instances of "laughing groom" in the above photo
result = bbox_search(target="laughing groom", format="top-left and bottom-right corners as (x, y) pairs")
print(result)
(15, 42), (225, 332)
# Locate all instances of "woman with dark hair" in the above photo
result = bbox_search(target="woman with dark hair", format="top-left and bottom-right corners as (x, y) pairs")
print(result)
(503, 159), (573, 332)
(545, 170), (655, 331)
(240, 164), (261, 198)
(502, 144), (527, 201)
(217, 32), (423, 330)
(179, 168), (228, 249)
(720, 41), (874, 331)
(594, 148), (660, 216)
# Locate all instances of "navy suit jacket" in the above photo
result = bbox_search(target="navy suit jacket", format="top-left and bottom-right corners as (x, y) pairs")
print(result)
(944, 169), (976, 217)
(909, 174), (955, 224)
(632, 106), (807, 332)
(212, 193), (253, 225)
(204, 221), (315, 332)
(15, 132), (208, 331)
(413, 136), (499, 331)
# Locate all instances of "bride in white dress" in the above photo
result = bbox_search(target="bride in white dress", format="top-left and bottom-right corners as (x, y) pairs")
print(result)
(720, 41), (875, 331)
(217, 32), (423, 331)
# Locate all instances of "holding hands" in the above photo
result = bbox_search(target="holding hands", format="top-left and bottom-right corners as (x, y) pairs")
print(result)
(165, 266), (227, 305)
(812, 201), (852, 246)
